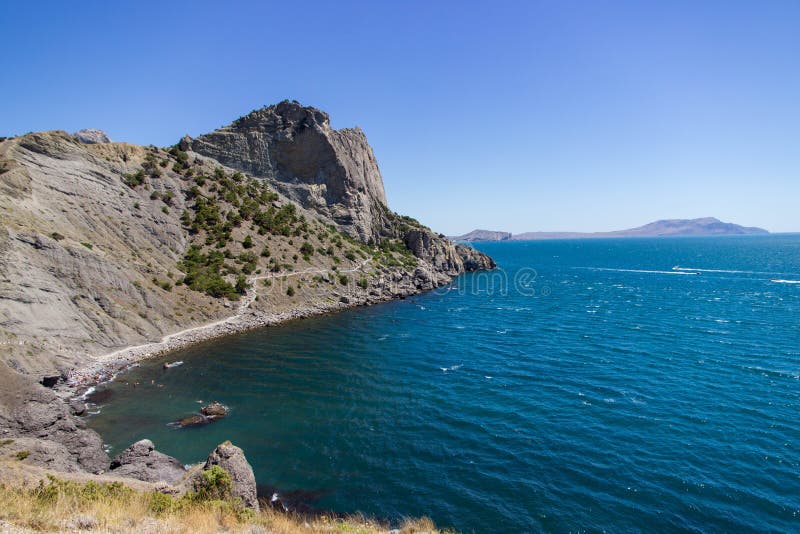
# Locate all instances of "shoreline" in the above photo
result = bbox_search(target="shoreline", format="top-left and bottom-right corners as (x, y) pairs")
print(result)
(65, 287), (426, 399)
(66, 259), (382, 396)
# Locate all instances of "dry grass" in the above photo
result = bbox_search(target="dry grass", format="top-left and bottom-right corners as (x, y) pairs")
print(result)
(0, 475), (452, 534)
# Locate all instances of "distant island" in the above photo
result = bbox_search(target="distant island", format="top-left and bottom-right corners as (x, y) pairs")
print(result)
(450, 217), (769, 242)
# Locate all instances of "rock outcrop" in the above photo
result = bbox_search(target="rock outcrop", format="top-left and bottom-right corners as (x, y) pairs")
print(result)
(195, 441), (259, 510)
(109, 439), (186, 484)
(186, 101), (390, 243)
(404, 228), (496, 275)
(72, 129), (111, 144)
(0, 362), (108, 473)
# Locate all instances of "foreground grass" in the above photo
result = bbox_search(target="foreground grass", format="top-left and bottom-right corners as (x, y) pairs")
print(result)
(0, 474), (450, 533)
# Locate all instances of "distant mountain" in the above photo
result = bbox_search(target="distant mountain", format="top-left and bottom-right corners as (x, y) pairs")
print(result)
(449, 229), (512, 242)
(451, 218), (769, 242)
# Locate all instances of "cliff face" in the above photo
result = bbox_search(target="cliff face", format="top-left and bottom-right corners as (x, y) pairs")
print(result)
(186, 101), (390, 244)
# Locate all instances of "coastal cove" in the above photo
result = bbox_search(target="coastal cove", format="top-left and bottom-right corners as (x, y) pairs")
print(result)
(86, 236), (800, 532)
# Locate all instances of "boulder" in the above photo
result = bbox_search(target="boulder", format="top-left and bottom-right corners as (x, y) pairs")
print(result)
(109, 439), (186, 484)
(40, 375), (59, 388)
(200, 441), (258, 510)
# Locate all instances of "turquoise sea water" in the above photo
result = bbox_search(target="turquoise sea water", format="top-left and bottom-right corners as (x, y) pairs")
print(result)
(88, 236), (800, 532)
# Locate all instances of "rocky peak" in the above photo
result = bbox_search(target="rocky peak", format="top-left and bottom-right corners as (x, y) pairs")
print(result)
(73, 129), (111, 144)
(185, 100), (389, 243)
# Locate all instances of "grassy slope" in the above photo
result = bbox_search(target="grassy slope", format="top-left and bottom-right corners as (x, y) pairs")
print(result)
(0, 460), (450, 533)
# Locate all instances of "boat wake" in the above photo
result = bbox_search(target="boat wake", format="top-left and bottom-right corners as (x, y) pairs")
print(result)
(672, 266), (794, 276)
(580, 267), (699, 276)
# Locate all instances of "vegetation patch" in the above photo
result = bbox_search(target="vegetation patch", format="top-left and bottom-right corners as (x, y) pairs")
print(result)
(0, 472), (450, 533)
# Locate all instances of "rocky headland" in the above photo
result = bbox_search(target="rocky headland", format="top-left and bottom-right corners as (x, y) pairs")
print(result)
(0, 101), (494, 523)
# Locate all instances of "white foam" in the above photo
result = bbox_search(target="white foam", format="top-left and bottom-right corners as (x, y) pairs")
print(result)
(579, 267), (698, 276)
(674, 266), (793, 276)
(771, 279), (800, 284)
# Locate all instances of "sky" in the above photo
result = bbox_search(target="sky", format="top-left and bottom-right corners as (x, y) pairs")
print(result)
(1, 0), (798, 234)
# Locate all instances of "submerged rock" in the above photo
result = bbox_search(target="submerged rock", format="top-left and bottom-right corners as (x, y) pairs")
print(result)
(109, 439), (186, 484)
(175, 414), (209, 428)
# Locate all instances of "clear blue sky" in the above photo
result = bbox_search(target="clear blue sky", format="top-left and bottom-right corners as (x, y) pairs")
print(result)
(1, 1), (798, 233)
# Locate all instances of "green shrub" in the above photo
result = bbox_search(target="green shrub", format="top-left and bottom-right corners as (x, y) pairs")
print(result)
(194, 465), (232, 501)
(50, 232), (64, 241)
(122, 169), (146, 188)
(242, 235), (254, 249)
(180, 245), (238, 299)
(148, 490), (180, 515)
(235, 275), (248, 294)
(300, 242), (314, 256)
(15, 450), (30, 461)
(81, 242), (93, 250)
(286, 285), (295, 296)
(338, 274), (348, 285)
(358, 277), (369, 289)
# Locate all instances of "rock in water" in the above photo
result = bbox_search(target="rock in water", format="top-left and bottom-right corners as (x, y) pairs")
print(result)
(72, 129), (110, 144)
(201, 441), (259, 510)
(175, 414), (209, 428)
(200, 401), (227, 419)
(109, 439), (186, 484)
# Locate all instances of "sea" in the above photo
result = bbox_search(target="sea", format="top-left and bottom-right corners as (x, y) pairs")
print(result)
(87, 235), (800, 532)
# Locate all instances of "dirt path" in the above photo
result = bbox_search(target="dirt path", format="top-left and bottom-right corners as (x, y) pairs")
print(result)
(70, 258), (372, 389)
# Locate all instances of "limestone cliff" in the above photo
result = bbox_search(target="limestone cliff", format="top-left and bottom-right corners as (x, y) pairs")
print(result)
(186, 101), (390, 244)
